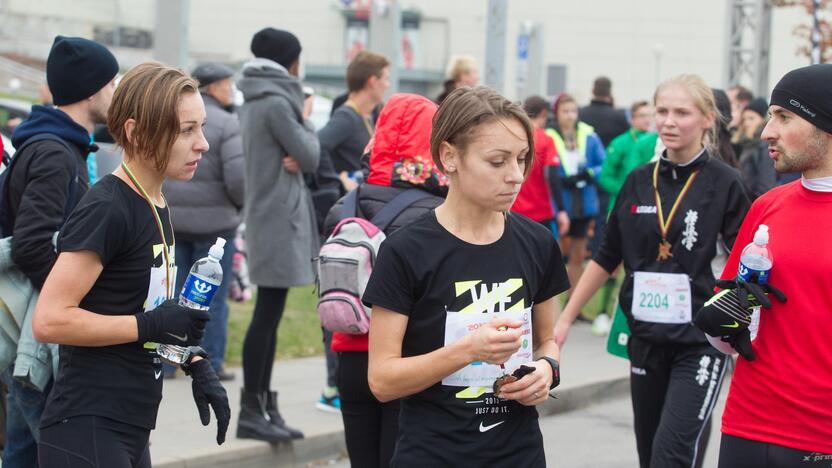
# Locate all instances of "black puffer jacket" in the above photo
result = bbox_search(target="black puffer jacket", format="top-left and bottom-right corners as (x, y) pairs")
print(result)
(323, 183), (443, 238)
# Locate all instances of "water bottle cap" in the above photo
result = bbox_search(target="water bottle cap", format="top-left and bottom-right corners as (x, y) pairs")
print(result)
(753, 224), (769, 246)
(209, 237), (226, 259)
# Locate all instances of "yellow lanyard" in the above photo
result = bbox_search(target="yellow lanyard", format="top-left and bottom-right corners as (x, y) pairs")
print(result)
(651, 161), (699, 241)
(345, 101), (374, 138)
(121, 162), (175, 299)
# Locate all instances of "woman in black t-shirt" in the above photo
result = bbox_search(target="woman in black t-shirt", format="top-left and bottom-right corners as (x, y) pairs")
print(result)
(33, 62), (230, 467)
(554, 75), (750, 468)
(363, 87), (569, 468)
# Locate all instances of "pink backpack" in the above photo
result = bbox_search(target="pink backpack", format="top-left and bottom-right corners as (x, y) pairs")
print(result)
(317, 187), (430, 334)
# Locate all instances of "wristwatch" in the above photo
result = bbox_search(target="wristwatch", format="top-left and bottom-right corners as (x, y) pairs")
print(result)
(180, 346), (208, 374)
(538, 356), (560, 389)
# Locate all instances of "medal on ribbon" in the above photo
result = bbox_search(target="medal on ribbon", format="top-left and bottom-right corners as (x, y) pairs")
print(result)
(652, 162), (699, 262)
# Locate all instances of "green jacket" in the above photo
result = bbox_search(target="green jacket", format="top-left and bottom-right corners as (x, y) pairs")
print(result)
(599, 131), (659, 212)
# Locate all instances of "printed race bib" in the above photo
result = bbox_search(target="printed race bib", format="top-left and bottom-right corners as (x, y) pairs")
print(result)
(631, 272), (692, 324)
(442, 308), (533, 388)
(144, 264), (177, 313)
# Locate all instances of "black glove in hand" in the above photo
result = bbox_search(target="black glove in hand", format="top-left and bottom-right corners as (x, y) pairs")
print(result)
(185, 358), (230, 445)
(714, 279), (787, 309)
(561, 175), (579, 189)
(576, 169), (593, 183)
(694, 278), (787, 361)
(135, 299), (210, 346)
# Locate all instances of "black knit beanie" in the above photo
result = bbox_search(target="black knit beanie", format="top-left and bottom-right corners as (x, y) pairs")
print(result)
(745, 97), (768, 119)
(770, 64), (832, 134)
(250, 28), (302, 69)
(47, 36), (119, 106)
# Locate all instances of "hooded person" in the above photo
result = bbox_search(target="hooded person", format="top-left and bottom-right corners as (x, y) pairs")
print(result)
(2, 35), (117, 467)
(235, 27), (319, 442)
(322, 93), (446, 468)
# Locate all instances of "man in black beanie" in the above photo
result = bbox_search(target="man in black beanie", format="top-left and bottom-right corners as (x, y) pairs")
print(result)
(234, 27), (318, 442)
(701, 64), (832, 468)
(2, 35), (117, 466)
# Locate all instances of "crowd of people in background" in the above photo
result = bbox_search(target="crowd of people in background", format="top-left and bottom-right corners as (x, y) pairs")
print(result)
(0, 22), (829, 468)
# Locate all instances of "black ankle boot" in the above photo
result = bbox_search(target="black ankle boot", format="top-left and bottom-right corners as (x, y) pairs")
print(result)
(237, 389), (292, 442)
(264, 390), (304, 439)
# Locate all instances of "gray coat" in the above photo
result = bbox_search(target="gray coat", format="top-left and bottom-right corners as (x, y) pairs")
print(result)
(237, 60), (320, 288)
(164, 94), (245, 239)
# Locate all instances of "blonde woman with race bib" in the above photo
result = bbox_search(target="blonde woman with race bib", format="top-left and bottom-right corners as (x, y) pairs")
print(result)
(555, 75), (750, 468)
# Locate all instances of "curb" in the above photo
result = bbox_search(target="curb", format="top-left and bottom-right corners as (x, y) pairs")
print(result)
(154, 376), (629, 468)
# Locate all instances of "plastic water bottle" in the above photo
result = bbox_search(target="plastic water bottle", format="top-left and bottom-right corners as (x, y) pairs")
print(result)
(737, 225), (773, 285)
(156, 237), (226, 363)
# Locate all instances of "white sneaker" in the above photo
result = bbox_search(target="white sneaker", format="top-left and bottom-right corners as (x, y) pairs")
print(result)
(592, 314), (611, 336)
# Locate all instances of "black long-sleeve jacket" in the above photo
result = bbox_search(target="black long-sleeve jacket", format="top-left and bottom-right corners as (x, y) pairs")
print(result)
(7, 106), (92, 290)
(594, 150), (750, 344)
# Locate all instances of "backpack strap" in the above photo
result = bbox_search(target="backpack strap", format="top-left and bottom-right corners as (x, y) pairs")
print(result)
(370, 188), (432, 232)
(340, 186), (359, 220)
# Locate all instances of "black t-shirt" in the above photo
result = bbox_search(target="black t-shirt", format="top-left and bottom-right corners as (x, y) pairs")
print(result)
(362, 211), (569, 468)
(41, 175), (174, 430)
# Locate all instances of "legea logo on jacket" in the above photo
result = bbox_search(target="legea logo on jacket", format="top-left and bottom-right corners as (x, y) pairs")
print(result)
(630, 205), (657, 214)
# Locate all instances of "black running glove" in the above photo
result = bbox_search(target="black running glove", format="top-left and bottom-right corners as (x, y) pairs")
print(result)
(576, 169), (594, 183)
(183, 356), (230, 445)
(135, 299), (210, 346)
(694, 279), (787, 361)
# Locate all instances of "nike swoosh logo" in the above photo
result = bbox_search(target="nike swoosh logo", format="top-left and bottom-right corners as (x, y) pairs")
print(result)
(479, 420), (505, 432)
(721, 321), (740, 329)
(166, 332), (188, 342)
(154, 369), (162, 380)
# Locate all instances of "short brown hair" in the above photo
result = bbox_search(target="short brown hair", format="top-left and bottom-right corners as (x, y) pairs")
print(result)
(523, 95), (549, 118)
(346, 51), (390, 92)
(630, 100), (650, 115)
(430, 86), (534, 177)
(593, 76), (612, 98)
(108, 61), (199, 173)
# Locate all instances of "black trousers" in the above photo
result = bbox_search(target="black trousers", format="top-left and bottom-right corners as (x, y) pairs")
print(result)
(628, 336), (727, 468)
(242, 286), (288, 391)
(38, 416), (150, 468)
(338, 351), (400, 468)
(718, 434), (832, 468)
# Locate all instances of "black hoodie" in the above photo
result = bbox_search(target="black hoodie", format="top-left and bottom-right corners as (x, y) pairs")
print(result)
(7, 105), (93, 289)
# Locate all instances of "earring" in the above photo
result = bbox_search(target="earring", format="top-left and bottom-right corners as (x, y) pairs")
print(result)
(446, 166), (455, 173)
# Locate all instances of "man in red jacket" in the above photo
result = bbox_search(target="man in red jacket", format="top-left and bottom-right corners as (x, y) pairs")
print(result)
(715, 64), (832, 468)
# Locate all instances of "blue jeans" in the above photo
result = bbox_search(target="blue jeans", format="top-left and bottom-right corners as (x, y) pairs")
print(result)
(165, 235), (235, 373)
(1, 368), (51, 467)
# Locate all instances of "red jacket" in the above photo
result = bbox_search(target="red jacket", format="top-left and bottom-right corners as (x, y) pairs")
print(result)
(512, 127), (559, 221)
(332, 93), (444, 353)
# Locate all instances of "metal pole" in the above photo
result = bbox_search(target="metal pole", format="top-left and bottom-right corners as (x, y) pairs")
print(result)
(369, 0), (401, 97)
(154, 0), (190, 69)
(811, 0), (822, 64)
(484, 0), (507, 93)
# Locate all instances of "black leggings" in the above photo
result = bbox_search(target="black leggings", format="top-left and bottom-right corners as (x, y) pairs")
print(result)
(38, 416), (150, 467)
(628, 337), (727, 468)
(718, 434), (832, 468)
(338, 352), (400, 468)
(242, 286), (288, 391)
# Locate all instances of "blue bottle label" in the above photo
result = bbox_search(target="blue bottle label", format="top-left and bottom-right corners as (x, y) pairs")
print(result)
(738, 261), (769, 285)
(181, 273), (221, 307)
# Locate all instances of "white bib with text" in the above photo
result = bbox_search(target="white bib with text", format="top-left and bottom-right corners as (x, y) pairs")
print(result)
(631, 271), (692, 324)
(442, 308), (533, 389)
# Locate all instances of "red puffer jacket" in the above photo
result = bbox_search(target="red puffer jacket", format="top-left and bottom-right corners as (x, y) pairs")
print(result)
(326, 93), (447, 352)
